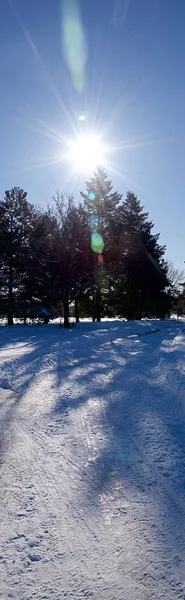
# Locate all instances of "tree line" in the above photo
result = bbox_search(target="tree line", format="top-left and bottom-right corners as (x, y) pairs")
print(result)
(0, 167), (182, 327)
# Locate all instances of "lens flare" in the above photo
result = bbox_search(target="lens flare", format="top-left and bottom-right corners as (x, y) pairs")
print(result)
(77, 114), (87, 122)
(61, 0), (87, 94)
(88, 191), (96, 201)
(91, 233), (104, 254)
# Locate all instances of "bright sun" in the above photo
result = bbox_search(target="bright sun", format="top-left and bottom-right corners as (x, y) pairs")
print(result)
(67, 133), (107, 172)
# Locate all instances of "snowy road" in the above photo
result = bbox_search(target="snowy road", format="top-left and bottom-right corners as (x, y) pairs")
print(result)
(1, 319), (185, 599)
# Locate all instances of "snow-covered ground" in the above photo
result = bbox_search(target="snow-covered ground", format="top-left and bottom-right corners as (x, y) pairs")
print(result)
(1, 319), (185, 600)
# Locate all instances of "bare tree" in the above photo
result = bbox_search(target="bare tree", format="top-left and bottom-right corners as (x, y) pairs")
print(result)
(167, 261), (185, 294)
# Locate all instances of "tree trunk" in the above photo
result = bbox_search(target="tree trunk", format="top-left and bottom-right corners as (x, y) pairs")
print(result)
(8, 258), (13, 326)
(75, 297), (79, 323)
(96, 287), (101, 322)
(92, 285), (96, 321)
(8, 310), (13, 326)
(64, 301), (69, 328)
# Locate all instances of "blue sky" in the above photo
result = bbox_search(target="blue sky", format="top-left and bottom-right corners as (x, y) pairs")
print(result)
(0, 0), (185, 269)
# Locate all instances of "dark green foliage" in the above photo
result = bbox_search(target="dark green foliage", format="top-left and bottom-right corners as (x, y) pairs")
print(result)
(113, 191), (170, 319)
(0, 188), (36, 325)
(80, 167), (122, 320)
(0, 175), (172, 325)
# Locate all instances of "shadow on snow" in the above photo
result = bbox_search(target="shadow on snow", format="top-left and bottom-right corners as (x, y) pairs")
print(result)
(1, 319), (185, 571)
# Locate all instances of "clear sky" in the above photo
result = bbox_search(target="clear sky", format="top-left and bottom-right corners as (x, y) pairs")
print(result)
(0, 0), (185, 269)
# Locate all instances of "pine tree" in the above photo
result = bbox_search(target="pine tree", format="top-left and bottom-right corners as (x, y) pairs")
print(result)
(0, 188), (35, 325)
(0, 181), (172, 325)
(21, 207), (59, 321)
(116, 192), (170, 319)
(80, 168), (122, 320)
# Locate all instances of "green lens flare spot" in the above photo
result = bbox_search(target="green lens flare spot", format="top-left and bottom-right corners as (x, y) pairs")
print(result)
(78, 114), (87, 121)
(91, 233), (104, 254)
(88, 191), (96, 201)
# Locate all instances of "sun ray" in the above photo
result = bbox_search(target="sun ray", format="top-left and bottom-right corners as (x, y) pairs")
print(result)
(107, 160), (144, 190)
(7, 0), (78, 137)
(10, 155), (67, 174)
(28, 116), (70, 145)
(15, 119), (67, 147)
(110, 131), (181, 153)
(21, 117), (70, 147)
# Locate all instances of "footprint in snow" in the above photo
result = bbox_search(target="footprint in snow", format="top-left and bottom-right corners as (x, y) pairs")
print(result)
(28, 553), (42, 562)
(28, 541), (40, 548)
(0, 378), (11, 390)
(0, 378), (20, 396)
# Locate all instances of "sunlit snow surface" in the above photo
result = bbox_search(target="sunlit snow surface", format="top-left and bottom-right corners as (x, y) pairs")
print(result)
(1, 319), (185, 599)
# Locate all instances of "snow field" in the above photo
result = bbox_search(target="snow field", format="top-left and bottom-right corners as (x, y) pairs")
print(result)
(1, 319), (185, 599)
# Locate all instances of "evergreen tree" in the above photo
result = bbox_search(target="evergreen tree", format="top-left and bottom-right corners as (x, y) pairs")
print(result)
(20, 207), (59, 322)
(0, 188), (35, 325)
(0, 181), (173, 326)
(80, 167), (122, 320)
(116, 192), (170, 319)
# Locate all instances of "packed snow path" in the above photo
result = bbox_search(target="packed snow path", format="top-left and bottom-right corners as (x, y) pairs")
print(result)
(1, 319), (185, 600)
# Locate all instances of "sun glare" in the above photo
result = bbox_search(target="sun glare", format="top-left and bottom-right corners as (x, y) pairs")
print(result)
(67, 133), (107, 172)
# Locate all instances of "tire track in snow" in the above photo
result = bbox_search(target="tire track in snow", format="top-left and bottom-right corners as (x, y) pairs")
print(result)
(1, 321), (185, 599)
(1, 422), (111, 598)
(107, 331), (185, 518)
